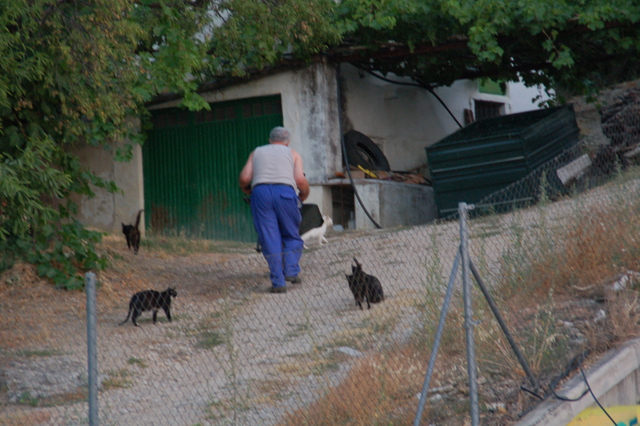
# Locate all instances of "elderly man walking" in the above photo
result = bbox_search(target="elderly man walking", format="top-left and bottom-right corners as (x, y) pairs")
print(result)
(239, 126), (310, 293)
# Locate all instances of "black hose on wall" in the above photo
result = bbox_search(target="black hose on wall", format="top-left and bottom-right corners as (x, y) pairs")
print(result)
(336, 63), (383, 229)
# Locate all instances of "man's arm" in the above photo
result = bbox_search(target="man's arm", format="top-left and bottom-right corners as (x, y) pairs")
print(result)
(238, 151), (254, 195)
(291, 149), (310, 201)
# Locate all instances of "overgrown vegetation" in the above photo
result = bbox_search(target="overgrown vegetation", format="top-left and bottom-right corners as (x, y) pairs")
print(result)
(0, 0), (213, 288)
(278, 170), (640, 425)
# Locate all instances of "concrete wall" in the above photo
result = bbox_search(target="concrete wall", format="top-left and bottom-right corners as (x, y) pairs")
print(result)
(114, 134), (145, 235)
(70, 144), (115, 231)
(70, 122), (145, 235)
(352, 180), (438, 230)
(341, 64), (551, 173)
(516, 338), (640, 426)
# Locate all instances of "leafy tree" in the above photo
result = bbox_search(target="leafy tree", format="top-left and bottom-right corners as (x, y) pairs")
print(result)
(210, 0), (640, 96)
(0, 0), (212, 288)
(207, 0), (341, 76)
(337, 0), (640, 97)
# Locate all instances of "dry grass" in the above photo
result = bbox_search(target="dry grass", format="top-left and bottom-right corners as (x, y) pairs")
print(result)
(518, 205), (640, 300)
(277, 179), (640, 426)
(599, 288), (640, 342)
(0, 262), (86, 350)
(141, 232), (256, 256)
(0, 257), (151, 351)
(279, 339), (484, 426)
(280, 347), (428, 426)
(0, 409), (52, 426)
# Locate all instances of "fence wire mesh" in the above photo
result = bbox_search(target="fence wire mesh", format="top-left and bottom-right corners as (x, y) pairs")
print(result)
(3, 85), (640, 426)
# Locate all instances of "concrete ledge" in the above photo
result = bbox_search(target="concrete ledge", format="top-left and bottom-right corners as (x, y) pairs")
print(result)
(516, 338), (640, 426)
(352, 180), (437, 230)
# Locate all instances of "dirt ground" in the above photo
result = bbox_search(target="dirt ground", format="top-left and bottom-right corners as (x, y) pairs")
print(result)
(0, 235), (275, 425)
(3, 227), (447, 425)
(0, 236), (253, 353)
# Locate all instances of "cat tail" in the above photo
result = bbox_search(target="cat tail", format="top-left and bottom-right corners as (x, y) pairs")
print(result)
(134, 209), (144, 229)
(119, 308), (132, 326)
(353, 257), (362, 271)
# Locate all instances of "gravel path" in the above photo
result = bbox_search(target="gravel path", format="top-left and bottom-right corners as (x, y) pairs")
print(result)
(4, 164), (640, 425)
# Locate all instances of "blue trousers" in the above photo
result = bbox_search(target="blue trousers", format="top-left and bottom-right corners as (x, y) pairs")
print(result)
(250, 184), (303, 288)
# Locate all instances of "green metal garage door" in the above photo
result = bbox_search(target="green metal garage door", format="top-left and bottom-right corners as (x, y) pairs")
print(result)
(143, 95), (283, 242)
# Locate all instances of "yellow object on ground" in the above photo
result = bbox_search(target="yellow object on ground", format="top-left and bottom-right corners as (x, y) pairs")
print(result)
(567, 405), (638, 425)
(357, 165), (378, 178)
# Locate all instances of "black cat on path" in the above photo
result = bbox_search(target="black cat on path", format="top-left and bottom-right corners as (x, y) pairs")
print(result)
(346, 258), (384, 310)
(122, 209), (144, 254)
(119, 287), (177, 327)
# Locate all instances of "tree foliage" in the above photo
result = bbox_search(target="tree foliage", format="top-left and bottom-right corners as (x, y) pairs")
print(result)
(207, 0), (341, 76)
(0, 0), (212, 288)
(208, 0), (640, 94)
(1, 0), (639, 288)
(328, 0), (640, 96)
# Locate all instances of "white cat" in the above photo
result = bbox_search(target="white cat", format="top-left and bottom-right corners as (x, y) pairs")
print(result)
(301, 215), (333, 249)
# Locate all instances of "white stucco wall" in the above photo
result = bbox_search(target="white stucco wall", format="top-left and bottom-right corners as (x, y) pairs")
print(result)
(342, 64), (551, 173)
(70, 129), (145, 236)
(70, 144), (116, 231)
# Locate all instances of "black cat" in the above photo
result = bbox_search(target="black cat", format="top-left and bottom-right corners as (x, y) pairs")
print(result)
(346, 257), (384, 310)
(122, 209), (144, 254)
(119, 287), (177, 327)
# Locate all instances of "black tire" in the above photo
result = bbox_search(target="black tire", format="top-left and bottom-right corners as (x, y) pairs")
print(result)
(343, 130), (391, 171)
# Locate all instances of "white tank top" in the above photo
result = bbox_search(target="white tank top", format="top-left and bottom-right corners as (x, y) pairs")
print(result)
(251, 144), (297, 189)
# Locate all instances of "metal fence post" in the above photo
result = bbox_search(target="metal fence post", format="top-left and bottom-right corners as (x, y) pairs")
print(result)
(459, 202), (479, 426)
(469, 260), (540, 392)
(86, 272), (99, 426)
(413, 247), (461, 426)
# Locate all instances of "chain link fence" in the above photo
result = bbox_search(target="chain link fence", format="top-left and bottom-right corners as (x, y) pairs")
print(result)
(3, 86), (640, 426)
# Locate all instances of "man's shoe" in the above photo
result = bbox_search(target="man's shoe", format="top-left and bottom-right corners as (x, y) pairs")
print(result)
(286, 276), (302, 284)
(270, 286), (287, 294)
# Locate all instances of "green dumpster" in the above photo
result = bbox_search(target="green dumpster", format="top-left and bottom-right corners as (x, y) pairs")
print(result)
(426, 105), (580, 217)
